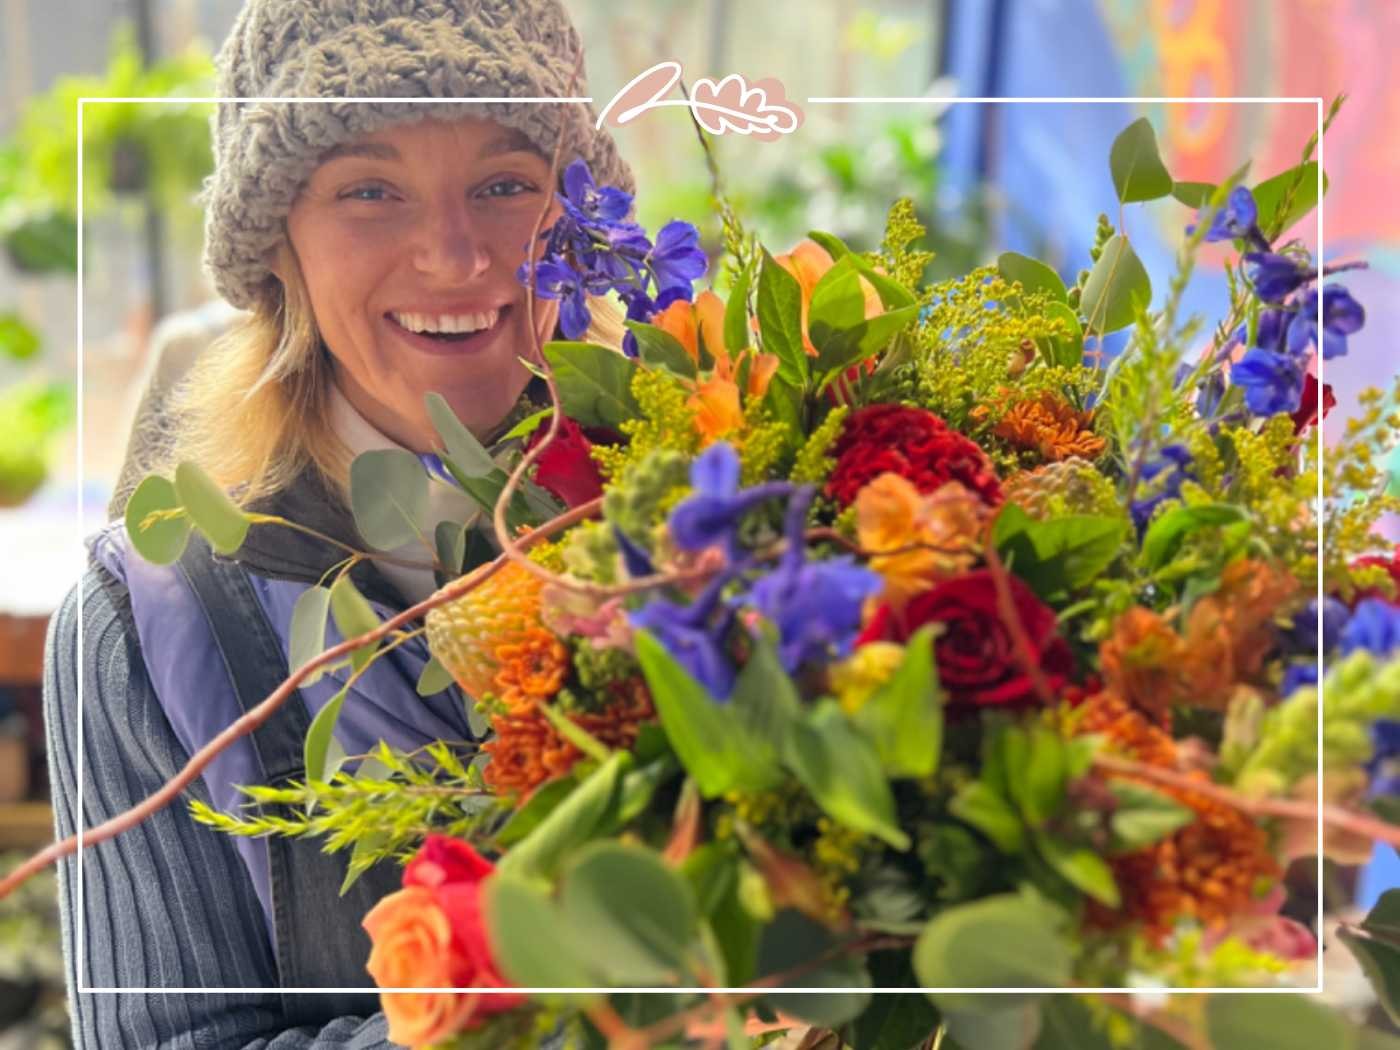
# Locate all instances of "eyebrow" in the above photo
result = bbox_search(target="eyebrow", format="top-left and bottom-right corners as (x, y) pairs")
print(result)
(318, 129), (542, 166)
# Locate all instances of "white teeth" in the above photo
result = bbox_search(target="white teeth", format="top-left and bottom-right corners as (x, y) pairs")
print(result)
(391, 309), (499, 334)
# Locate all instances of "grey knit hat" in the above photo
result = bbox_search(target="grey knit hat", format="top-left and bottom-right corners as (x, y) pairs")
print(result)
(200, 0), (635, 311)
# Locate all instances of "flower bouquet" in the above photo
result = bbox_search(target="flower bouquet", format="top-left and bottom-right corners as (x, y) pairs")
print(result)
(97, 106), (1400, 1049)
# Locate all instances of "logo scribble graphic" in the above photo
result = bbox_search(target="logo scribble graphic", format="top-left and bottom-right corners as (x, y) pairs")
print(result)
(596, 60), (803, 140)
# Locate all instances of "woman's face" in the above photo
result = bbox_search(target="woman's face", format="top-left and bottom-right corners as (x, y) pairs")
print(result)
(284, 116), (562, 449)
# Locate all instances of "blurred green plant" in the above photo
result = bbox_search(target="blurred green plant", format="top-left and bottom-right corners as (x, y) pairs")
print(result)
(0, 21), (215, 275)
(0, 383), (76, 507)
(0, 850), (67, 1047)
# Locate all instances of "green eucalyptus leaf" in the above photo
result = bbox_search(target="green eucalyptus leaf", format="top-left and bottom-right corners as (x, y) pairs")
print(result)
(415, 654), (454, 697)
(756, 909), (871, 1026)
(997, 252), (1068, 304)
(544, 341), (642, 429)
(559, 841), (698, 984)
(634, 631), (781, 798)
(854, 626), (943, 778)
(1171, 180), (1216, 208)
(328, 573), (380, 672)
(434, 518), (469, 577)
(349, 448), (430, 550)
(496, 751), (632, 879)
(123, 474), (192, 565)
(484, 875), (599, 989)
(913, 893), (1072, 1006)
(1108, 117), (1174, 203)
(941, 1003), (1043, 1050)
(424, 392), (497, 476)
(1205, 993), (1353, 1050)
(756, 249), (809, 387)
(174, 461), (249, 554)
(1080, 234), (1151, 335)
(627, 321), (697, 378)
(784, 699), (910, 850)
(288, 585), (334, 687)
(303, 683), (349, 783)
(1340, 890), (1400, 1026)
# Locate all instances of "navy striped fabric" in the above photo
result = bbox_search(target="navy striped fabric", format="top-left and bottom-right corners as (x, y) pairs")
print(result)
(42, 568), (397, 1049)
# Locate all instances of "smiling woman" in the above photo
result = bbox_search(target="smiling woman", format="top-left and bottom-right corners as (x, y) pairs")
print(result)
(41, 2), (633, 1048)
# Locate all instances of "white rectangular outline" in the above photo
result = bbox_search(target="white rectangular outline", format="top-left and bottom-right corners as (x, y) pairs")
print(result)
(74, 94), (1326, 997)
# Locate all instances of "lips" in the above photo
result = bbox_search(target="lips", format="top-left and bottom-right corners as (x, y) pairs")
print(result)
(384, 304), (511, 356)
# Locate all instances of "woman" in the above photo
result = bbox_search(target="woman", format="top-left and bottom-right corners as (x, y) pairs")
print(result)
(43, 1), (632, 1045)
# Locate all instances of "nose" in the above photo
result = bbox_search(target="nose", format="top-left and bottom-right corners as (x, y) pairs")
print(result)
(408, 196), (491, 282)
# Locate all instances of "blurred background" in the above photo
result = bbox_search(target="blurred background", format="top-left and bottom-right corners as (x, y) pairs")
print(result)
(0, 0), (1396, 1044)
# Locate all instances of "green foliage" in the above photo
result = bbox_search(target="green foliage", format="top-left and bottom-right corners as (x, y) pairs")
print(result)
(756, 249), (808, 388)
(349, 448), (430, 550)
(124, 474), (191, 564)
(545, 341), (643, 430)
(328, 573), (380, 672)
(850, 626), (943, 778)
(1108, 117), (1174, 204)
(992, 505), (1125, 602)
(174, 461), (250, 554)
(188, 740), (495, 893)
(1080, 235), (1151, 334)
(1340, 890), (1400, 1027)
(755, 909), (871, 1026)
(913, 890), (1073, 1002)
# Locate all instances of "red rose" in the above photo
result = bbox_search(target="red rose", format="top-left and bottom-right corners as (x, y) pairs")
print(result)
(858, 569), (1073, 706)
(1290, 373), (1335, 434)
(526, 415), (606, 507)
(826, 404), (1002, 508)
(363, 836), (524, 1046)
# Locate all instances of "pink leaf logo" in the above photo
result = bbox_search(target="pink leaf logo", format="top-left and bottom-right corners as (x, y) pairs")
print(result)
(596, 61), (802, 141)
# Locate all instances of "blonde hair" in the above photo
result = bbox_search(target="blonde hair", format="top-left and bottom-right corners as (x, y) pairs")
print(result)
(149, 237), (628, 511)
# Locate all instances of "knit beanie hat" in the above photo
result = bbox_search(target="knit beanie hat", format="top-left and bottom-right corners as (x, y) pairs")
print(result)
(200, 0), (635, 312)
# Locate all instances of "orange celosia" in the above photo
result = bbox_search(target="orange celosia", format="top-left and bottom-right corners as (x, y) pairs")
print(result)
(1098, 607), (1187, 726)
(772, 239), (883, 357)
(854, 473), (984, 605)
(993, 391), (1106, 462)
(491, 627), (570, 714)
(1071, 690), (1278, 943)
(483, 680), (655, 798)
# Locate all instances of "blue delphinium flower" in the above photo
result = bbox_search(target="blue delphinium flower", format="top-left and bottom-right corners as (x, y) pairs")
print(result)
(1339, 599), (1400, 657)
(1129, 444), (1194, 533)
(1188, 186), (1260, 243)
(1230, 348), (1304, 416)
(1254, 309), (1294, 354)
(518, 159), (709, 343)
(738, 488), (882, 673)
(1244, 251), (1312, 304)
(630, 574), (738, 699)
(1286, 284), (1366, 361)
(647, 220), (708, 294)
(1289, 597), (1350, 656)
(1280, 663), (1319, 697)
(668, 443), (791, 562)
(1367, 720), (1400, 797)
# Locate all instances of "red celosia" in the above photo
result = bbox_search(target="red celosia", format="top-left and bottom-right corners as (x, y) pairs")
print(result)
(825, 404), (1002, 508)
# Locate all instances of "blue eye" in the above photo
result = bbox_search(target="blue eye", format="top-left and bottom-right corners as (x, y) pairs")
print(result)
(341, 185), (391, 202)
(480, 178), (534, 199)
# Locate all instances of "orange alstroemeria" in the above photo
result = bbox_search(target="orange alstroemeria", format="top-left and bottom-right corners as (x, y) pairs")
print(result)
(772, 239), (884, 357)
(653, 289), (779, 441)
(855, 473), (984, 606)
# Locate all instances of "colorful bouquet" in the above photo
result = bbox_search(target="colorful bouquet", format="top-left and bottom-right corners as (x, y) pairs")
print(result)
(116, 108), (1400, 1049)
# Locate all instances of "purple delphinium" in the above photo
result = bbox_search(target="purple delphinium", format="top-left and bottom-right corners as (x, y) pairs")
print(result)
(738, 488), (882, 673)
(1230, 347), (1305, 416)
(1339, 599), (1400, 658)
(631, 575), (739, 699)
(1188, 186), (1263, 245)
(1129, 444), (1194, 533)
(668, 443), (792, 563)
(1286, 284), (1366, 361)
(1244, 251), (1312, 304)
(517, 159), (708, 353)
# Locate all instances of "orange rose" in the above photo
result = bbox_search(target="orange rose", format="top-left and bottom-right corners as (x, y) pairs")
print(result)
(363, 837), (524, 1047)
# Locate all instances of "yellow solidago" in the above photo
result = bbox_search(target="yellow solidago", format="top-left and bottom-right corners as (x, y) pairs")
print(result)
(831, 641), (906, 714)
(592, 368), (701, 483)
(791, 406), (850, 486)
